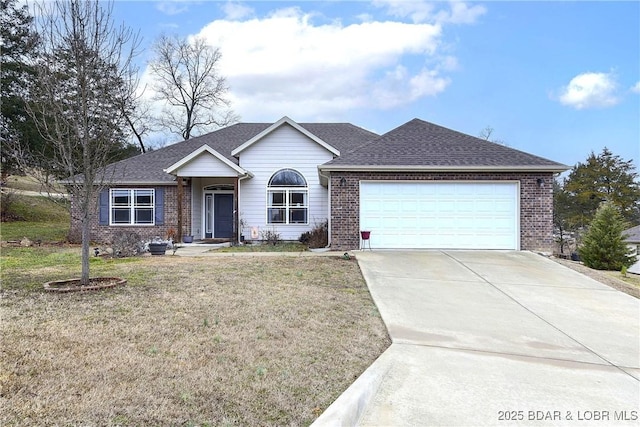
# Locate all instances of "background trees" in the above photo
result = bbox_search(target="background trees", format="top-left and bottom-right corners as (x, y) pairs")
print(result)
(0, 0), (41, 178)
(561, 148), (640, 228)
(149, 34), (238, 140)
(554, 147), (639, 268)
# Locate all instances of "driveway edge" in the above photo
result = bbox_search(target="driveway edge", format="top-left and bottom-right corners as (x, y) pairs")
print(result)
(311, 348), (394, 427)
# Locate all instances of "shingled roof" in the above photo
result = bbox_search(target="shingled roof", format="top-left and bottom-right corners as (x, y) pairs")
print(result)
(624, 225), (640, 243)
(321, 118), (568, 172)
(102, 122), (379, 184)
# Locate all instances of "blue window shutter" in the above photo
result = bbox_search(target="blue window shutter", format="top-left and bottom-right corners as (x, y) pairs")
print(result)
(99, 189), (109, 225)
(155, 188), (164, 225)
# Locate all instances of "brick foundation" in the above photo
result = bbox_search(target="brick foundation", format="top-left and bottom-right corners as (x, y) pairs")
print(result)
(329, 172), (554, 252)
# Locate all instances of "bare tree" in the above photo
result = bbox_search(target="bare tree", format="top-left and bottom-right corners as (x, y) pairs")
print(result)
(479, 125), (507, 146)
(118, 73), (153, 153)
(149, 34), (238, 140)
(19, 0), (140, 285)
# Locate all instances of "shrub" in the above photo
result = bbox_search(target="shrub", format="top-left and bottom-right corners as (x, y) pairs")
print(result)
(260, 227), (281, 245)
(299, 221), (328, 249)
(111, 231), (144, 257)
(579, 202), (637, 270)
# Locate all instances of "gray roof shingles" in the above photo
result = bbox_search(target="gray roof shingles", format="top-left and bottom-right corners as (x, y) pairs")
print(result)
(104, 122), (378, 183)
(624, 225), (640, 243)
(324, 118), (568, 170)
(103, 118), (567, 183)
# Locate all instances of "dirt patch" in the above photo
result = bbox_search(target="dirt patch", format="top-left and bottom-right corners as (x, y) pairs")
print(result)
(552, 257), (640, 299)
(43, 277), (126, 292)
(1, 256), (390, 426)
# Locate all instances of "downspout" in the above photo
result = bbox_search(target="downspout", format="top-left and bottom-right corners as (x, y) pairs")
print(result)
(318, 169), (332, 247)
(237, 173), (251, 244)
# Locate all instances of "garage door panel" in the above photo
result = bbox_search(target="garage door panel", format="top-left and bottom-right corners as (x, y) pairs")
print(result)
(360, 182), (518, 249)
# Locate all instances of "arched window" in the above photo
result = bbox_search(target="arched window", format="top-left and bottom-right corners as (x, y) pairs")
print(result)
(267, 169), (308, 224)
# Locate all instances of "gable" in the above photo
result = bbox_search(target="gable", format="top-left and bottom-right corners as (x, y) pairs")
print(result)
(164, 145), (250, 177)
(231, 116), (340, 157)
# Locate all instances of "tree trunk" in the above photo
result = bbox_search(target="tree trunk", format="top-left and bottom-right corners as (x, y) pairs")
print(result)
(81, 211), (91, 286)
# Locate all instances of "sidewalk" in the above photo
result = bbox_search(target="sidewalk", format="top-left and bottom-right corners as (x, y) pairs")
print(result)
(172, 243), (356, 258)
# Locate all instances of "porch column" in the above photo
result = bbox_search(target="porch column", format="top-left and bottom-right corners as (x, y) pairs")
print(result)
(177, 176), (184, 242)
(233, 177), (239, 243)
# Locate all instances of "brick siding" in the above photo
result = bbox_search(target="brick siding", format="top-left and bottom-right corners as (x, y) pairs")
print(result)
(329, 172), (555, 252)
(69, 184), (192, 244)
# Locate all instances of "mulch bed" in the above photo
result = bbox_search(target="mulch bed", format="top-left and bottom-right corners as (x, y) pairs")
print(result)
(43, 277), (126, 293)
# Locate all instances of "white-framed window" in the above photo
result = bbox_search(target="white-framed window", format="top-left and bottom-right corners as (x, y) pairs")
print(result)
(267, 169), (308, 224)
(110, 189), (155, 225)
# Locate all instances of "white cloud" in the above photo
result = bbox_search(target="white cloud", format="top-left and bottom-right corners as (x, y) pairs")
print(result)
(631, 81), (640, 94)
(140, 3), (481, 124)
(187, 8), (450, 120)
(156, 1), (191, 16)
(373, 0), (486, 24)
(221, 2), (254, 21)
(557, 72), (620, 109)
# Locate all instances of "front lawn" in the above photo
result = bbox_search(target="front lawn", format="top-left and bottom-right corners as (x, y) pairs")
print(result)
(0, 247), (390, 426)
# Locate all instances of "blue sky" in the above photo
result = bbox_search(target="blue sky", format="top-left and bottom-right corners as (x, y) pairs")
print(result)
(109, 0), (639, 170)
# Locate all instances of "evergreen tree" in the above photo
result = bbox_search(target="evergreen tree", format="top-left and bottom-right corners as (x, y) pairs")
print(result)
(579, 202), (636, 270)
(563, 148), (640, 228)
(0, 0), (41, 177)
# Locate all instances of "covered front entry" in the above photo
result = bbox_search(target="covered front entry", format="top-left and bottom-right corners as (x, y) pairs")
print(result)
(359, 181), (519, 249)
(204, 192), (234, 239)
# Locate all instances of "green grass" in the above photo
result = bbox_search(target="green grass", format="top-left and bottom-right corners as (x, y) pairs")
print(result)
(1, 246), (143, 291)
(216, 242), (309, 252)
(1, 221), (70, 242)
(1, 194), (70, 242)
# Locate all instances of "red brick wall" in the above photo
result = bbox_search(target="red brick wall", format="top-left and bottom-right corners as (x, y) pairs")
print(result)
(329, 172), (555, 252)
(69, 184), (192, 245)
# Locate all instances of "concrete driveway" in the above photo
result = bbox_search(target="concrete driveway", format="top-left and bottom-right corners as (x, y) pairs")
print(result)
(314, 251), (639, 426)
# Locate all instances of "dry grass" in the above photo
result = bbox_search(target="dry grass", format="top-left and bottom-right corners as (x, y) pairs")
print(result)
(552, 258), (640, 298)
(1, 254), (390, 426)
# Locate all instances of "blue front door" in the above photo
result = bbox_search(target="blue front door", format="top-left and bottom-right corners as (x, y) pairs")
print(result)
(214, 194), (234, 238)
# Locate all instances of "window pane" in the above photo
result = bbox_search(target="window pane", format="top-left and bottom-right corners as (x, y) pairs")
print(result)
(269, 169), (307, 187)
(135, 208), (153, 224)
(290, 191), (307, 206)
(112, 190), (130, 206)
(135, 190), (153, 206)
(290, 208), (307, 224)
(112, 208), (130, 223)
(268, 208), (285, 223)
(269, 191), (285, 206)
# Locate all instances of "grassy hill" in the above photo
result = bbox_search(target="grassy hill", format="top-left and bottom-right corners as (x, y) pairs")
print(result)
(1, 191), (70, 243)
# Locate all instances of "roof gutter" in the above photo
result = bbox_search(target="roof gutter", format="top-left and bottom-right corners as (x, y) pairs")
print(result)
(318, 164), (570, 173)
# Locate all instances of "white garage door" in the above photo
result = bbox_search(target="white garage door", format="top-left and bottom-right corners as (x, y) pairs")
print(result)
(360, 181), (519, 249)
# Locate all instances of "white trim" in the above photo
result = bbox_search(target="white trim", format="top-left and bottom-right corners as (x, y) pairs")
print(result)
(231, 116), (340, 157)
(265, 168), (310, 226)
(319, 164), (568, 173)
(109, 188), (156, 226)
(164, 144), (250, 176)
(202, 189), (235, 239)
